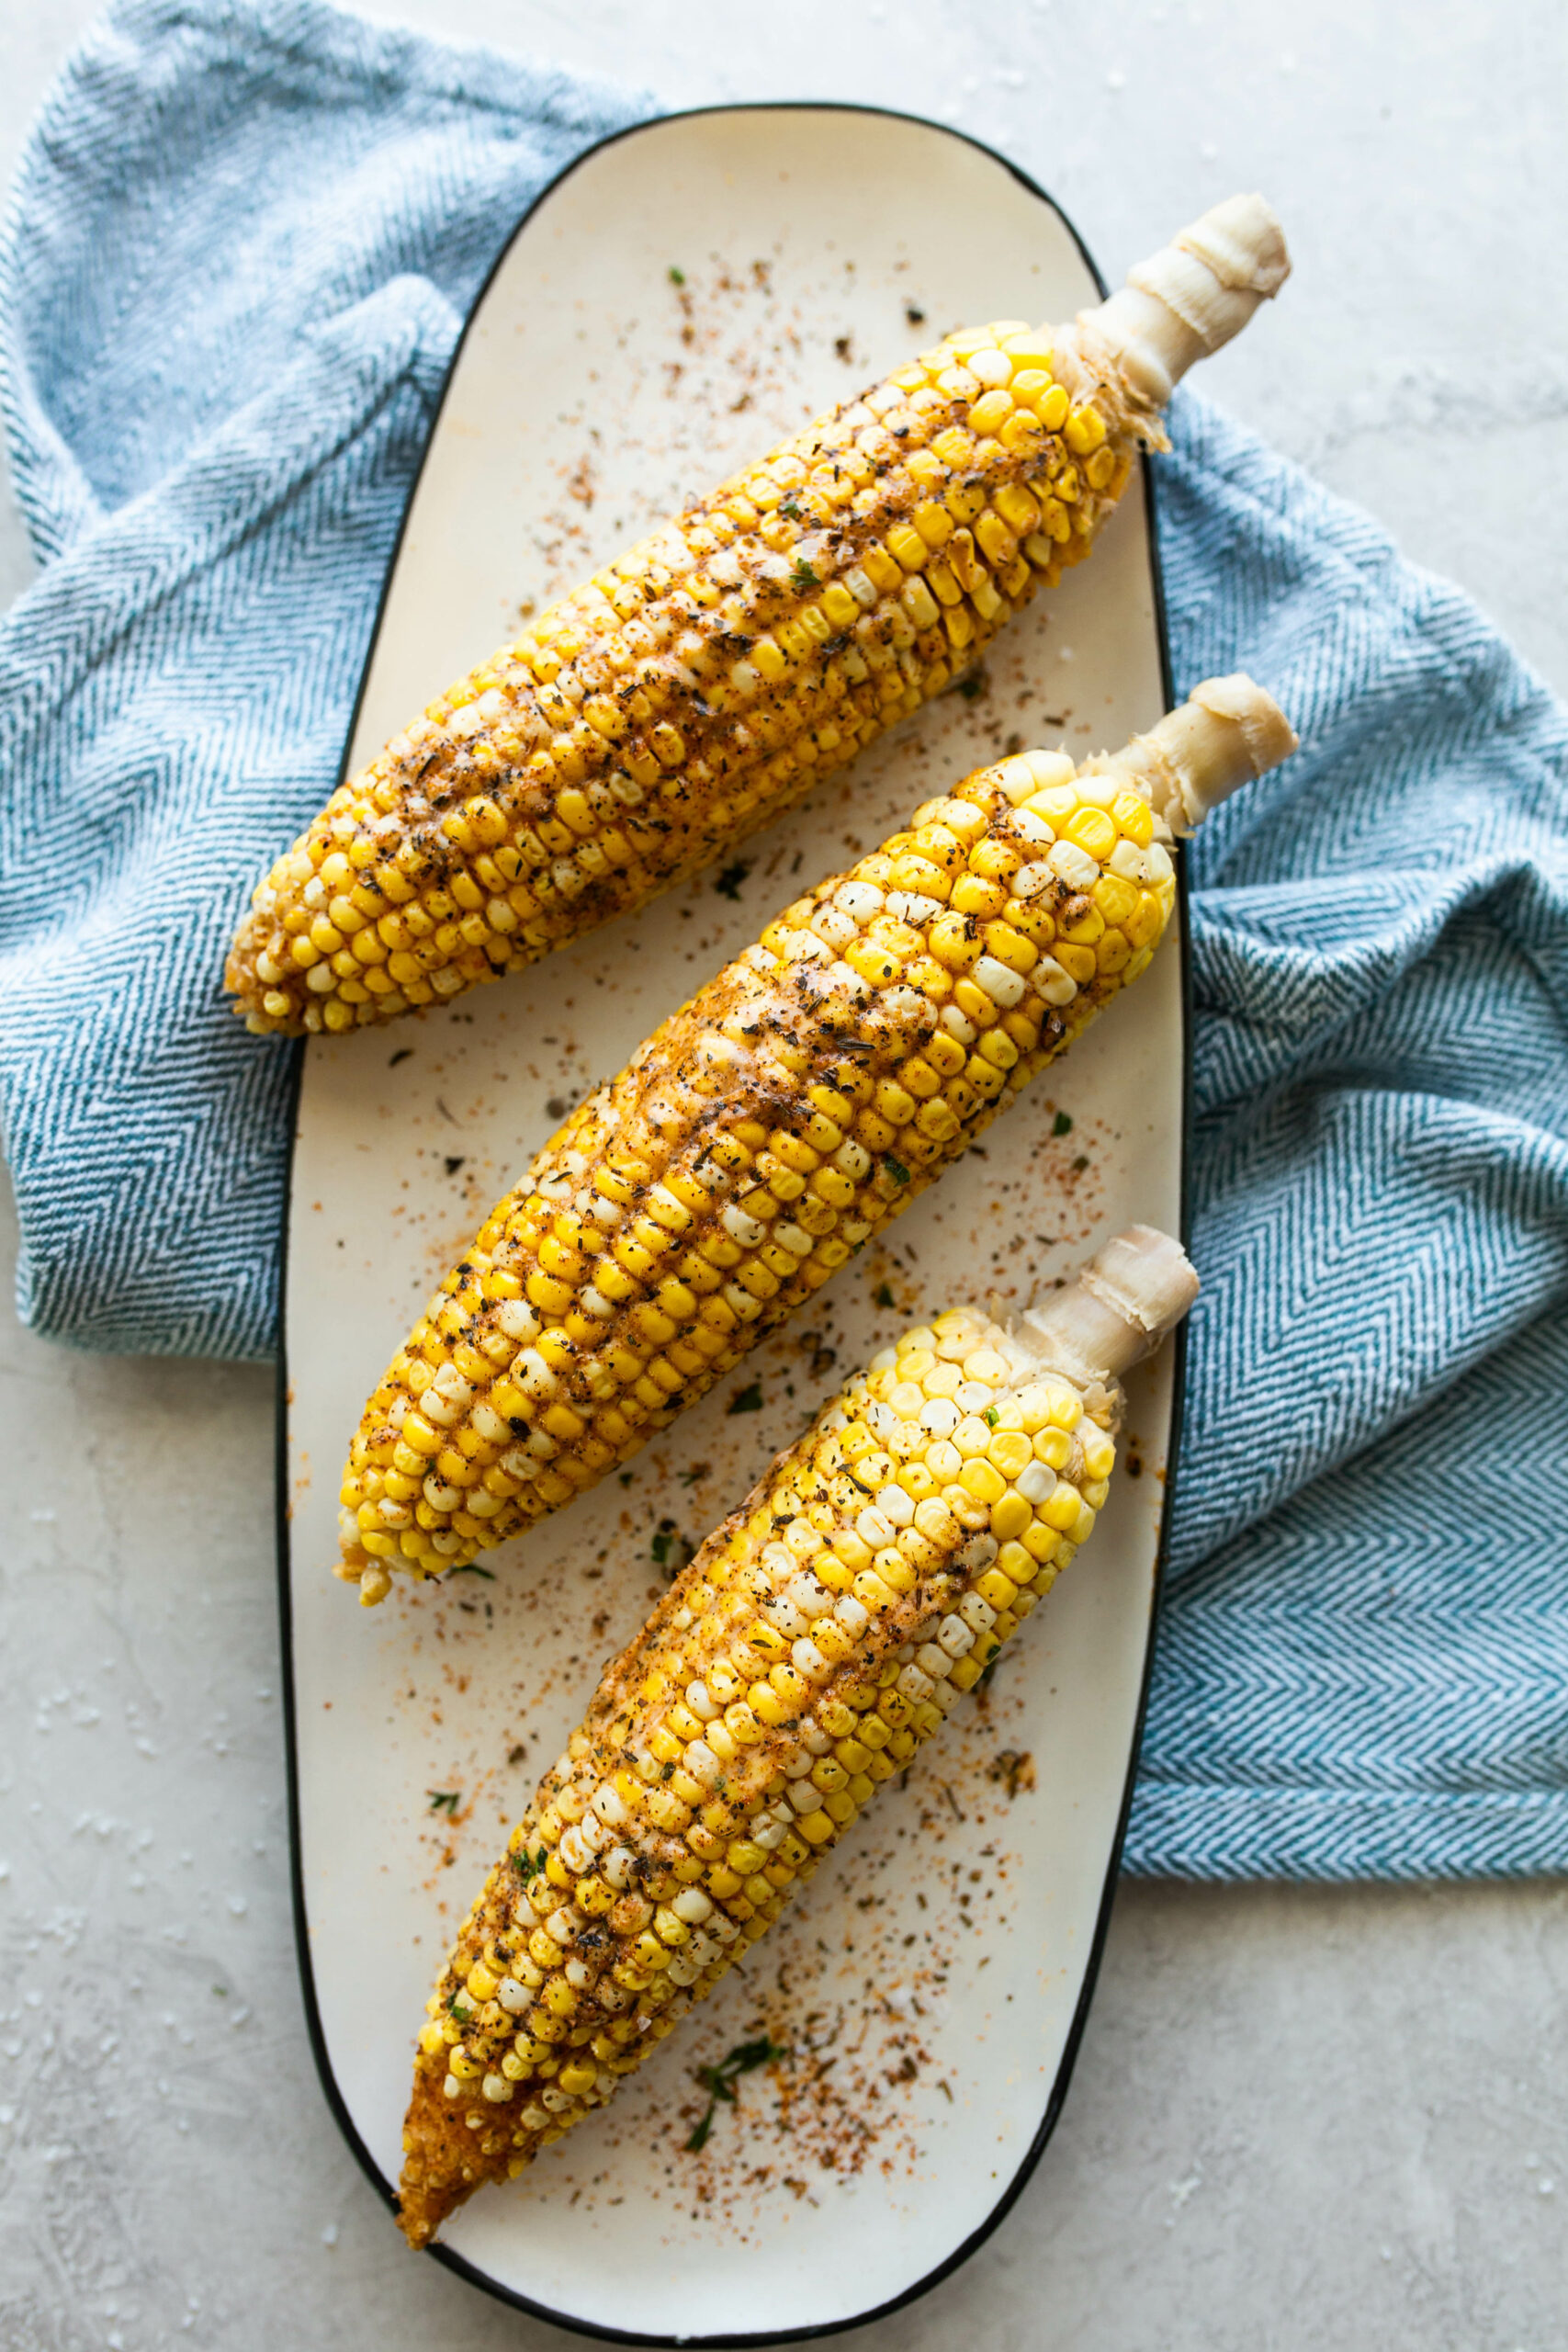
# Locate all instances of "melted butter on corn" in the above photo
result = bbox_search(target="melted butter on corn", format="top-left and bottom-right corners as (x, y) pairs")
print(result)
(396, 1226), (1198, 2246)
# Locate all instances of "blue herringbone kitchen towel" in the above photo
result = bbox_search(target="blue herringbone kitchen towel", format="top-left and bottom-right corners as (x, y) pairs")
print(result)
(3, 0), (1565, 1878)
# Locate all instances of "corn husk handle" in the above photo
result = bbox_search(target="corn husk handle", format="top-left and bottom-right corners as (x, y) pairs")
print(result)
(1097, 673), (1299, 837)
(397, 1227), (1197, 2245)
(1067, 193), (1291, 423)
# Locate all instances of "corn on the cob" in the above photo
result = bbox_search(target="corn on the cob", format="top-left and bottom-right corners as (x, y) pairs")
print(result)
(229, 195), (1289, 1038)
(396, 1223), (1198, 2246)
(339, 679), (1292, 1604)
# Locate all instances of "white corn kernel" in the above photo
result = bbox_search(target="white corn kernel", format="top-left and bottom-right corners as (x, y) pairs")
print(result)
(897, 1663), (935, 1702)
(493, 1297), (542, 1343)
(1106, 838), (1156, 883)
(1026, 750), (1077, 791)
(886, 889), (943, 925)
(875, 1483), (915, 1527)
(811, 905), (859, 950)
(592, 1783), (629, 1828)
(1047, 840), (1101, 890)
(937, 1615), (975, 1657)
(575, 1805), (606, 1852)
(1074, 774), (1118, 808)
(959, 1592), (998, 1633)
(516, 1349), (558, 1400)
(1017, 1460), (1055, 1503)
(1033, 956), (1078, 1006)
(994, 755), (1037, 803)
(557, 1826), (592, 1873)
(1010, 806), (1055, 845)
(972, 955), (1025, 1007)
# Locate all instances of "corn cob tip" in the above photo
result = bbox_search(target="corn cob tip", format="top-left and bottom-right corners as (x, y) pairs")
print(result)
(1102, 673), (1295, 836)
(1020, 1224), (1197, 1387)
(1079, 192), (1291, 410)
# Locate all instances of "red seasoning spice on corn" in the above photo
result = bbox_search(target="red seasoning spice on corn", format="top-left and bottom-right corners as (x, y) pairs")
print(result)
(396, 1225), (1199, 2246)
(228, 195), (1289, 1037)
(339, 680), (1294, 1603)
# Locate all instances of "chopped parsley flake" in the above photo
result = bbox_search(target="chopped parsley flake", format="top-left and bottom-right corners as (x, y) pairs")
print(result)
(651, 1518), (694, 1577)
(684, 2037), (789, 2152)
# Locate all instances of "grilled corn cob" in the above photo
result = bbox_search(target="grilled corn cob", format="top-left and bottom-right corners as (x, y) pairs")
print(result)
(396, 1224), (1198, 2245)
(339, 678), (1292, 1604)
(230, 194), (1289, 1037)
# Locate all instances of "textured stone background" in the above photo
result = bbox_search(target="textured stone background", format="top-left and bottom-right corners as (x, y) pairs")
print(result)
(1, 5), (1564, 2348)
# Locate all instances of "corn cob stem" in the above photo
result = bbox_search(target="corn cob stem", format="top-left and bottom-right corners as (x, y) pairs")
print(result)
(228, 195), (1289, 1039)
(397, 1225), (1197, 2247)
(339, 680), (1291, 1604)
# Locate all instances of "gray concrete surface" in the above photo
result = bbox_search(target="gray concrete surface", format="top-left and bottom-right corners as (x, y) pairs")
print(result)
(2, 4), (1564, 2347)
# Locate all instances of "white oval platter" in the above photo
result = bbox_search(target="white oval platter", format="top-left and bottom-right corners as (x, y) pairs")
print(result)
(281, 103), (1182, 2346)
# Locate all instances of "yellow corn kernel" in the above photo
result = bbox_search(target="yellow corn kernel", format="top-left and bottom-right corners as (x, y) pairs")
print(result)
(1063, 806), (1116, 863)
(1065, 404), (1107, 455)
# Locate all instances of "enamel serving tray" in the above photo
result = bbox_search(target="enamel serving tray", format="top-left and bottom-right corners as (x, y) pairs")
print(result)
(280, 104), (1182, 2346)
